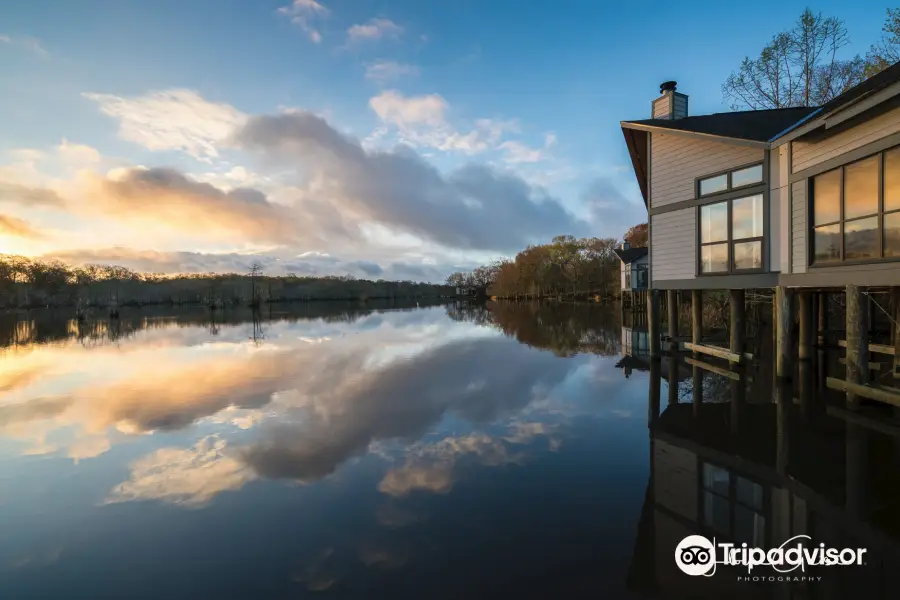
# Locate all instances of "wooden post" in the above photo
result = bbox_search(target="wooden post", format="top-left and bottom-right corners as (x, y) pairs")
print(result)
(729, 289), (744, 356)
(893, 287), (900, 379)
(668, 356), (678, 406)
(729, 371), (744, 437)
(845, 284), (869, 408)
(648, 359), (661, 428)
(775, 379), (790, 475)
(818, 292), (827, 346)
(648, 289), (661, 359)
(775, 286), (793, 379)
(692, 365), (702, 417)
(691, 290), (702, 347)
(667, 290), (678, 347)
(798, 291), (812, 360)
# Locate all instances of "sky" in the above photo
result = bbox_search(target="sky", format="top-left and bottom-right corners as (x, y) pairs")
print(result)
(0, 0), (889, 282)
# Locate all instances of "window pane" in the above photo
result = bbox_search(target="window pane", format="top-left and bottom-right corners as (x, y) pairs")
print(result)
(844, 157), (879, 220)
(734, 505), (766, 547)
(844, 216), (878, 260)
(732, 194), (764, 239)
(885, 212), (900, 257)
(702, 463), (729, 495)
(700, 173), (728, 195)
(701, 243), (729, 273)
(733, 241), (762, 270)
(700, 202), (728, 243)
(732, 164), (763, 188)
(814, 224), (841, 263)
(813, 169), (841, 225)
(703, 492), (730, 534)
(736, 476), (763, 511)
(886, 148), (900, 212)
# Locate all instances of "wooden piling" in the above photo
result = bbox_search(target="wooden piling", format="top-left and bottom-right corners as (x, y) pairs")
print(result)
(648, 360), (661, 428)
(845, 284), (869, 407)
(775, 286), (792, 379)
(691, 290), (702, 347)
(648, 289), (661, 359)
(667, 290), (678, 347)
(667, 357), (678, 406)
(818, 292), (827, 345)
(893, 287), (900, 379)
(798, 291), (812, 360)
(729, 289), (744, 356)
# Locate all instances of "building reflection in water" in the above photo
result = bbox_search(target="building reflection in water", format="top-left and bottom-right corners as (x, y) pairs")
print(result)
(632, 355), (900, 598)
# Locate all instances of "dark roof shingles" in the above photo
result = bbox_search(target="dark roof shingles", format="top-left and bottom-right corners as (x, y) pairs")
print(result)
(622, 106), (818, 142)
(614, 247), (649, 264)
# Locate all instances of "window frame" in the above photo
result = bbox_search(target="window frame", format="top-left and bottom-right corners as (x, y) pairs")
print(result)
(696, 193), (767, 277)
(696, 459), (769, 546)
(696, 161), (765, 199)
(808, 148), (900, 267)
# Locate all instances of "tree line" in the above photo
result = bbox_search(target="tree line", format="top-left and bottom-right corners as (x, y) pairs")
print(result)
(446, 231), (641, 300)
(0, 255), (454, 309)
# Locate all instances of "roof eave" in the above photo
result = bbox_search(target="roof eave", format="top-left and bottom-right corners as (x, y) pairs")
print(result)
(621, 126), (649, 208)
(620, 121), (770, 149)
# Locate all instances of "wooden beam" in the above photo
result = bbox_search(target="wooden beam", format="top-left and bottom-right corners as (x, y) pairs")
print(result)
(837, 340), (895, 355)
(685, 356), (741, 381)
(845, 284), (868, 406)
(684, 342), (742, 363)
(838, 358), (883, 371)
(826, 377), (900, 408)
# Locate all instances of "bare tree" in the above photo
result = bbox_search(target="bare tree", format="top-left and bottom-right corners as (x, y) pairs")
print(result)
(248, 262), (263, 308)
(723, 9), (869, 109)
(866, 8), (900, 77)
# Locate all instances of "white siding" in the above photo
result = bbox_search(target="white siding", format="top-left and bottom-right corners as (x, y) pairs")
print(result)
(654, 440), (697, 521)
(791, 180), (807, 274)
(770, 144), (790, 273)
(651, 209), (695, 282)
(650, 132), (764, 208)
(792, 105), (900, 173)
(620, 261), (626, 290)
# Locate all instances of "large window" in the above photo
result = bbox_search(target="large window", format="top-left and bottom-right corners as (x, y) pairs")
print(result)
(812, 148), (900, 264)
(701, 462), (766, 547)
(698, 163), (763, 197)
(699, 194), (764, 274)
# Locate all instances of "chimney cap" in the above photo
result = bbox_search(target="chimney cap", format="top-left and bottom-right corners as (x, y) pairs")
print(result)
(660, 80), (678, 94)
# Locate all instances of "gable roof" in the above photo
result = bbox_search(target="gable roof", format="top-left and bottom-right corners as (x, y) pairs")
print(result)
(613, 246), (648, 264)
(622, 106), (818, 143)
(820, 60), (900, 115)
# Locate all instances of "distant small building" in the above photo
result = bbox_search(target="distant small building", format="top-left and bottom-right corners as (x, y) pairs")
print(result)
(614, 243), (649, 291)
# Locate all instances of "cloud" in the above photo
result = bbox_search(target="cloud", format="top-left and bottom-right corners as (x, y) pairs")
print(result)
(235, 110), (587, 251)
(364, 60), (420, 84)
(0, 34), (48, 57)
(239, 336), (575, 482)
(498, 141), (544, 164)
(276, 0), (329, 43)
(0, 182), (65, 207)
(0, 214), (43, 239)
(368, 90), (519, 154)
(81, 167), (331, 245)
(83, 89), (247, 162)
(42, 247), (453, 281)
(582, 177), (646, 239)
(378, 433), (518, 497)
(347, 18), (403, 43)
(107, 436), (256, 507)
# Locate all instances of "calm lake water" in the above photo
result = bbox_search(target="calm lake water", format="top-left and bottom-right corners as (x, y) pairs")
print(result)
(1, 301), (899, 598)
